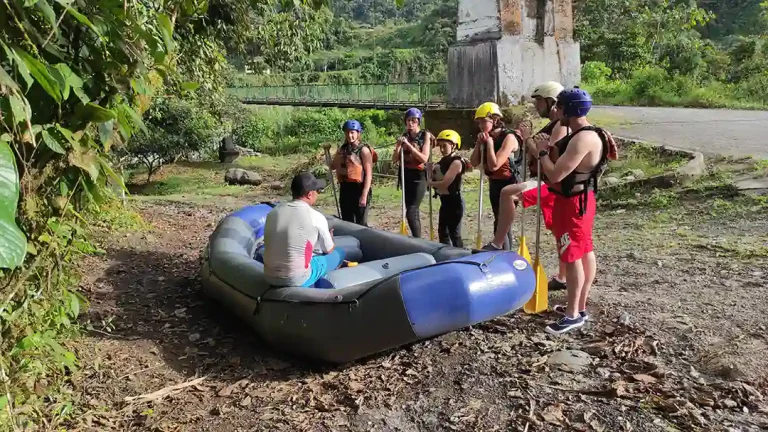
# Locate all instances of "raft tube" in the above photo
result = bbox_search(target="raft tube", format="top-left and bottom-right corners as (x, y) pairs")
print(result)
(199, 202), (536, 364)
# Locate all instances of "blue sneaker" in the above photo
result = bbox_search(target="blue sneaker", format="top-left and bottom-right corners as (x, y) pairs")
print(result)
(545, 315), (585, 335)
(553, 305), (589, 321)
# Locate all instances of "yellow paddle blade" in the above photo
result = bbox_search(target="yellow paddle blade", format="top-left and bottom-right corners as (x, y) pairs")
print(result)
(475, 232), (482, 250)
(400, 221), (409, 235)
(523, 256), (549, 314)
(517, 236), (532, 265)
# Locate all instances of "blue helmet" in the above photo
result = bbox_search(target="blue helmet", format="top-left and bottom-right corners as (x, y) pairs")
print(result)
(404, 108), (422, 123)
(557, 87), (593, 118)
(342, 119), (362, 132)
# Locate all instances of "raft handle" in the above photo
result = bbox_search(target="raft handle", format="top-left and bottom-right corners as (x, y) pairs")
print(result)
(253, 297), (262, 315)
(348, 299), (359, 312)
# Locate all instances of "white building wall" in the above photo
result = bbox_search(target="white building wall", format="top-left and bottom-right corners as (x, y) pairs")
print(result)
(456, 0), (501, 42)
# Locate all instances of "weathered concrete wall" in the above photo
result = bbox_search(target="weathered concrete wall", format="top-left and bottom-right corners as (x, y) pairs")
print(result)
(447, 42), (499, 109)
(457, 0), (501, 42)
(448, 0), (581, 107)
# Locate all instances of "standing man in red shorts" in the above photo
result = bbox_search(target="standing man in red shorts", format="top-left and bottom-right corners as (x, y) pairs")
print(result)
(482, 81), (569, 291)
(529, 87), (608, 335)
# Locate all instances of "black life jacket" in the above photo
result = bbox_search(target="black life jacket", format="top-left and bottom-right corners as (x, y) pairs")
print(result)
(437, 153), (467, 196)
(529, 120), (570, 178)
(539, 119), (560, 136)
(551, 125), (616, 215)
(484, 129), (524, 183)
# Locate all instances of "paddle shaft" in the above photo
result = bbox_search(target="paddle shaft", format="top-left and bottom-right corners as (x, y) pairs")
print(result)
(427, 139), (434, 240)
(534, 156), (543, 260)
(475, 148), (485, 248)
(400, 146), (408, 233)
(519, 142), (527, 238)
(323, 146), (341, 218)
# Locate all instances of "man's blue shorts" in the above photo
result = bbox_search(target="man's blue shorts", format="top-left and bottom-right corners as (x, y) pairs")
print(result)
(301, 248), (346, 288)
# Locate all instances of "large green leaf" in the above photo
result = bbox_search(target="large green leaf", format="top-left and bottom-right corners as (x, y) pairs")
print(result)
(130, 78), (152, 96)
(0, 94), (27, 126)
(98, 155), (127, 193)
(98, 120), (114, 151)
(14, 48), (62, 103)
(68, 142), (99, 181)
(1, 42), (33, 90)
(157, 13), (175, 54)
(35, 0), (57, 29)
(118, 104), (147, 134)
(42, 129), (66, 154)
(180, 81), (200, 91)
(56, 0), (102, 37)
(0, 65), (20, 92)
(0, 140), (27, 270)
(75, 103), (117, 124)
(50, 64), (81, 101)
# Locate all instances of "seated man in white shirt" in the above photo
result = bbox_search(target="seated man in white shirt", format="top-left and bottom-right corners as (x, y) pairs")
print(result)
(263, 172), (347, 288)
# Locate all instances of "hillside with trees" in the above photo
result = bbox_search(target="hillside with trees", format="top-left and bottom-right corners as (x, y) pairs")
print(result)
(233, 0), (768, 108)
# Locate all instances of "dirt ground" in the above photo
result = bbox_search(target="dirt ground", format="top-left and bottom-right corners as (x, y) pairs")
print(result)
(67, 171), (768, 431)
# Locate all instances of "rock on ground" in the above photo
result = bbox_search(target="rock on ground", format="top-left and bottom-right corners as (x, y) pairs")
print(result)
(224, 168), (262, 186)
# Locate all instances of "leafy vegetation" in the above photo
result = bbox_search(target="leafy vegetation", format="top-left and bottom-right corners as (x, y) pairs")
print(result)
(577, 0), (768, 108)
(0, 0), (331, 428)
(125, 98), (224, 182)
(231, 0), (457, 85)
(233, 106), (402, 155)
(232, 0), (768, 109)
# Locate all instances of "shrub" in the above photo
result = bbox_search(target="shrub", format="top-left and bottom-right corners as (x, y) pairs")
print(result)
(582, 61), (612, 84)
(123, 99), (223, 182)
(234, 115), (278, 151)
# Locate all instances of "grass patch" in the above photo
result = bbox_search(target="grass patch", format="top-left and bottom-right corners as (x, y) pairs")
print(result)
(85, 200), (150, 233)
(127, 155), (308, 197)
(608, 143), (688, 178)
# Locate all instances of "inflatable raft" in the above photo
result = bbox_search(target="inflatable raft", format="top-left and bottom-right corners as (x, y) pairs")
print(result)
(199, 202), (536, 363)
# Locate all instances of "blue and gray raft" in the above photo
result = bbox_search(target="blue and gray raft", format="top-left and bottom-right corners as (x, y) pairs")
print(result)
(199, 202), (536, 364)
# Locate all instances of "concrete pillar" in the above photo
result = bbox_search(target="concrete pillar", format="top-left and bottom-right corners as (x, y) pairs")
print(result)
(448, 0), (580, 108)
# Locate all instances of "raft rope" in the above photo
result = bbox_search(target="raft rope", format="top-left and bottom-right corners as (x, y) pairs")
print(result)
(250, 250), (509, 315)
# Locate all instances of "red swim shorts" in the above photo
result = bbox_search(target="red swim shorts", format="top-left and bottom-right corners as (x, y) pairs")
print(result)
(521, 182), (555, 231)
(551, 191), (596, 263)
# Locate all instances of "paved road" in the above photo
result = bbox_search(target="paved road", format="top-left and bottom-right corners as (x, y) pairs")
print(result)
(591, 106), (768, 159)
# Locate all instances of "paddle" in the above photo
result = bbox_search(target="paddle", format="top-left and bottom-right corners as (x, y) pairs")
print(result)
(523, 155), (549, 314)
(323, 144), (341, 218)
(517, 142), (532, 264)
(427, 138), (435, 241)
(475, 146), (485, 250)
(399, 145), (409, 236)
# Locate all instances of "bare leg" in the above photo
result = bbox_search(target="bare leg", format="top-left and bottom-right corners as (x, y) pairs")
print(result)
(564, 259), (585, 319)
(491, 184), (526, 247)
(558, 261), (567, 281)
(578, 251), (597, 311)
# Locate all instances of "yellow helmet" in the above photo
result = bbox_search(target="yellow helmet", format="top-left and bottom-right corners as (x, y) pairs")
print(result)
(436, 129), (462, 149)
(474, 102), (502, 120)
(531, 81), (564, 100)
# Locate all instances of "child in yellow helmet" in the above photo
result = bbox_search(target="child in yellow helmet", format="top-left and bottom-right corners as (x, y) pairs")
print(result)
(469, 102), (523, 250)
(427, 130), (470, 247)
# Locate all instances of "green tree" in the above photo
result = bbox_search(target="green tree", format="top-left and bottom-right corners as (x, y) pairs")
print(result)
(248, 4), (333, 71)
(0, 0), (331, 427)
(125, 98), (222, 182)
(575, 0), (712, 78)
